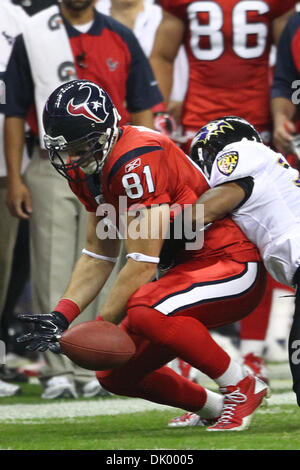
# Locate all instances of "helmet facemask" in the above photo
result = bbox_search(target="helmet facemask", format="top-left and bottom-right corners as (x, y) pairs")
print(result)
(191, 143), (218, 179)
(44, 108), (119, 183)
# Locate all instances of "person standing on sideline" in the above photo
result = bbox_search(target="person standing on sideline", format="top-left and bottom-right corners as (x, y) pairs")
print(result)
(95, 0), (189, 139)
(0, 0), (29, 397)
(4, 0), (163, 399)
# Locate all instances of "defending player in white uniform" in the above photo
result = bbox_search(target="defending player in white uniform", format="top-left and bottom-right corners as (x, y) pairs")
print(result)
(189, 116), (300, 405)
(210, 140), (300, 287)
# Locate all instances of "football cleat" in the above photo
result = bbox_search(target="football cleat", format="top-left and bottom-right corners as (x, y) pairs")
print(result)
(42, 376), (78, 399)
(0, 379), (21, 397)
(177, 359), (195, 380)
(81, 379), (112, 398)
(168, 412), (217, 428)
(207, 375), (268, 431)
(0, 365), (28, 383)
(169, 358), (199, 383)
(242, 352), (269, 384)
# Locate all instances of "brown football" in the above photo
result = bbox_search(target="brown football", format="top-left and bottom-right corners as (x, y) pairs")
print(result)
(59, 320), (136, 370)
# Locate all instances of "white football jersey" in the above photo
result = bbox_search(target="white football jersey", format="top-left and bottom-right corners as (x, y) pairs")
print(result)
(209, 140), (300, 287)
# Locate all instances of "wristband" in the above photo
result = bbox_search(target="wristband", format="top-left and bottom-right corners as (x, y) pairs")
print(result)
(126, 252), (160, 264)
(152, 102), (167, 114)
(54, 298), (80, 324)
(82, 248), (119, 263)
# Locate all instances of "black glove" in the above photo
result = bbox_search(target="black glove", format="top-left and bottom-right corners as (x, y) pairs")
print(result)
(17, 312), (69, 353)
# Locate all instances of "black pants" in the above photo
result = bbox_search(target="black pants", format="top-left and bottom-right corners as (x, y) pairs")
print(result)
(288, 266), (300, 406)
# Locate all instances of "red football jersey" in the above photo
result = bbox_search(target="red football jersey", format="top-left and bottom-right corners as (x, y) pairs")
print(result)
(160, 0), (296, 130)
(69, 125), (260, 262)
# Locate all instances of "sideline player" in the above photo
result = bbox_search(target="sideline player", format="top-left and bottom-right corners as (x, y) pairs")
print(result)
(186, 115), (300, 406)
(18, 81), (269, 431)
(151, 0), (295, 149)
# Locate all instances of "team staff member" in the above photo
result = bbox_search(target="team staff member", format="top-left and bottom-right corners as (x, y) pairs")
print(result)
(10, 0), (59, 15)
(0, 0), (29, 398)
(4, 0), (163, 400)
(18, 80), (269, 432)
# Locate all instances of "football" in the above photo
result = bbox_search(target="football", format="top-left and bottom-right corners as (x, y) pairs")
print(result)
(59, 320), (136, 371)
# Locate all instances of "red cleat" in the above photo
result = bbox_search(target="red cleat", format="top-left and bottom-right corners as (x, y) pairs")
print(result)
(207, 375), (268, 431)
(242, 352), (269, 384)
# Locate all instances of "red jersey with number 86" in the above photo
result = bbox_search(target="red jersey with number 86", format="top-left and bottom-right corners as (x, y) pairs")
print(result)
(159, 0), (295, 130)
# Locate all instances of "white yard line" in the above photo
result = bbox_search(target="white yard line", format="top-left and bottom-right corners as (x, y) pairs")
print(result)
(0, 392), (297, 422)
(0, 398), (175, 421)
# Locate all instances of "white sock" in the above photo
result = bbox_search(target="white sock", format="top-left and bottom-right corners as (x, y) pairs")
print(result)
(214, 358), (245, 388)
(240, 339), (265, 356)
(197, 388), (224, 418)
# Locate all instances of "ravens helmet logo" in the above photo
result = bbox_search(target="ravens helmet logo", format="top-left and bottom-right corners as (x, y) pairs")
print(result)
(195, 120), (235, 145)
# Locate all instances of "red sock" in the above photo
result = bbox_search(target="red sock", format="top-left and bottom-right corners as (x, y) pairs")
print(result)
(127, 306), (230, 379)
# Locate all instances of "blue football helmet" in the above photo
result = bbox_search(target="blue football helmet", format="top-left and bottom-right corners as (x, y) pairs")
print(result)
(43, 79), (120, 181)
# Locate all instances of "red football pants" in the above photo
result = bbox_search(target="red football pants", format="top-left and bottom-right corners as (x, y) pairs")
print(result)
(97, 258), (266, 411)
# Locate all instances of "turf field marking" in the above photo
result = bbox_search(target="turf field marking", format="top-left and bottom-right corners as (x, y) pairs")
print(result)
(0, 392), (297, 422)
(0, 398), (175, 421)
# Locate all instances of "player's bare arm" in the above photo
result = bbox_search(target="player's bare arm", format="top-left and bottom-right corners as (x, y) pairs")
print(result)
(130, 109), (155, 129)
(272, 8), (295, 45)
(190, 183), (246, 228)
(271, 7), (297, 154)
(17, 212), (121, 352)
(150, 10), (185, 103)
(59, 212), (120, 313)
(4, 116), (32, 219)
(271, 97), (296, 154)
(99, 204), (170, 325)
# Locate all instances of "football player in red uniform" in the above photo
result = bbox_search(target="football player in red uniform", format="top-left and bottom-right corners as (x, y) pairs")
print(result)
(151, 0), (295, 145)
(18, 80), (269, 431)
(150, 0), (296, 391)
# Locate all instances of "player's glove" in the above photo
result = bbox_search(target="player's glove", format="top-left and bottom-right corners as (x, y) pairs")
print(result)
(17, 312), (69, 353)
(154, 112), (178, 139)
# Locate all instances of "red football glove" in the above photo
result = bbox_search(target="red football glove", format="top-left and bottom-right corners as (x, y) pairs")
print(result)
(154, 112), (178, 139)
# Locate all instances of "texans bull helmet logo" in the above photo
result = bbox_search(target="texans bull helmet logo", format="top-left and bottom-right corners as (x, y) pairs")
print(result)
(66, 82), (109, 124)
